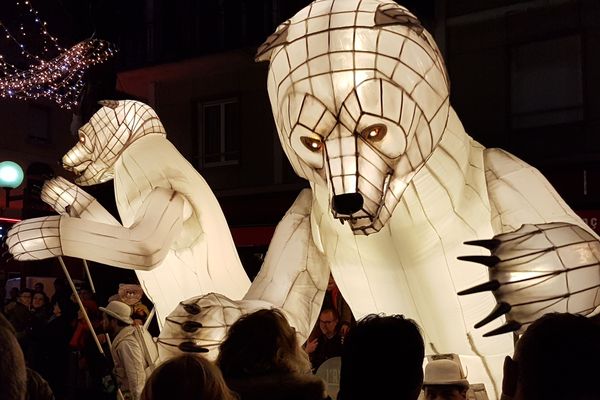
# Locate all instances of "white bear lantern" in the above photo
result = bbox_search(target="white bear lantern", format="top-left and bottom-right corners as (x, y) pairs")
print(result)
(5, 100), (257, 327)
(255, 0), (600, 396)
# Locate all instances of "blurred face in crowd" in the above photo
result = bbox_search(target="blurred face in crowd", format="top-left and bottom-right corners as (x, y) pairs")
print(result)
(34, 282), (44, 293)
(18, 291), (32, 308)
(319, 310), (338, 339)
(53, 302), (62, 317)
(424, 386), (468, 400)
(32, 293), (46, 309)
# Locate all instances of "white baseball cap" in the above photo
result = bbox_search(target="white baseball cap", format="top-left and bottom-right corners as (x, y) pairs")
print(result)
(100, 301), (133, 325)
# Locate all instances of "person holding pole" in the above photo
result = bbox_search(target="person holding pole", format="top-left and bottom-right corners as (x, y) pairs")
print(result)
(100, 301), (158, 400)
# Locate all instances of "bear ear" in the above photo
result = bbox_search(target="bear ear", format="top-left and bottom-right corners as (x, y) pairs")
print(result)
(374, 3), (424, 35)
(98, 100), (120, 109)
(255, 20), (290, 63)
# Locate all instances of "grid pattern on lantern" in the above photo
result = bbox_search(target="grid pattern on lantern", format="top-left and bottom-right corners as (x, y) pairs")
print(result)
(458, 222), (600, 336)
(6, 216), (61, 260)
(260, 0), (450, 234)
(494, 222), (600, 319)
(63, 100), (165, 186)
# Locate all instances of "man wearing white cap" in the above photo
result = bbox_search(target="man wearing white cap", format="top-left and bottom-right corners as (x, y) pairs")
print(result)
(100, 300), (158, 400)
(422, 359), (469, 400)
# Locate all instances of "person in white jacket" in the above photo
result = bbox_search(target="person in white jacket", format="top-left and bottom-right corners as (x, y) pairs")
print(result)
(100, 301), (158, 400)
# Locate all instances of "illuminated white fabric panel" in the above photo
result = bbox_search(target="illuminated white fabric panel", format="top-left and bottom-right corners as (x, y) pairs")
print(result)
(158, 189), (330, 359)
(112, 135), (252, 325)
(243, 188), (330, 342)
(485, 149), (592, 233)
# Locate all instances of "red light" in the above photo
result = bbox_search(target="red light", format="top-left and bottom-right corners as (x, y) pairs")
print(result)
(0, 217), (21, 223)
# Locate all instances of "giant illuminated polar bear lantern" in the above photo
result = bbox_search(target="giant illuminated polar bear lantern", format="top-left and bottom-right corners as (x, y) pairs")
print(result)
(7, 0), (600, 397)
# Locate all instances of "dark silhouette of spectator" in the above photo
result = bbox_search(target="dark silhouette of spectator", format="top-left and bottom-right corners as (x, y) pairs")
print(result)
(501, 313), (600, 400)
(25, 368), (55, 400)
(33, 283), (46, 296)
(217, 308), (329, 400)
(141, 354), (236, 400)
(5, 287), (20, 310)
(423, 359), (469, 400)
(338, 314), (424, 400)
(40, 298), (77, 398)
(28, 292), (52, 371)
(0, 312), (53, 400)
(50, 278), (69, 306)
(6, 289), (34, 354)
(305, 308), (344, 372)
(0, 319), (27, 400)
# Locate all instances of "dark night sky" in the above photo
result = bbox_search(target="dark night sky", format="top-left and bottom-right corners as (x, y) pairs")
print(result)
(0, 0), (436, 69)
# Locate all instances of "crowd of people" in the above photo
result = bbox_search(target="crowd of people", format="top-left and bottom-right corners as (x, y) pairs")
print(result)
(2, 274), (600, 400)
(1, 278), (152, 400)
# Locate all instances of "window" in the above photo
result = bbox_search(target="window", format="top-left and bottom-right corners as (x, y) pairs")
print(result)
(197, 98), (240, 167)
(510, 35), (583, 129)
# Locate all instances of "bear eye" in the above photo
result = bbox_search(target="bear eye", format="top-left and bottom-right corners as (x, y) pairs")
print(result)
(301, 136), (323, 152)
(360, 124), (387, 142)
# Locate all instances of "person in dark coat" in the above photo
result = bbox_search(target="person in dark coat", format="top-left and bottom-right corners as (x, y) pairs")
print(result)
(338, 314), (425, 400)
(40, 299), (77, 398)
(217, 309), (330, 400)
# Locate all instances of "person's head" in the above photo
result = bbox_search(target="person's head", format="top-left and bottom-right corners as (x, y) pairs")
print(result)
(33, 282), (44, 293)
(32, 292), (48, 310)
(503, 313), (600, 400)
(338, 314), (425, 400)
(18, 289), (33, 308)
(141, 354), (236, 400)
(318, 308), (339, 339)
(100, 301), (133, 334)
(217, 308), (311, 378)
(423, 359), (469, 400)
(0, 314), (27, 400)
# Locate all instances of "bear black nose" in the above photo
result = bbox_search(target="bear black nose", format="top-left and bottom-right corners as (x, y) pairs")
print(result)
(332, 193), (364, 215)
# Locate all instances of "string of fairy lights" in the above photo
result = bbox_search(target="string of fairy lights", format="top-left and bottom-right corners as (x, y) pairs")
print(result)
(0, 0), (116, 109)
